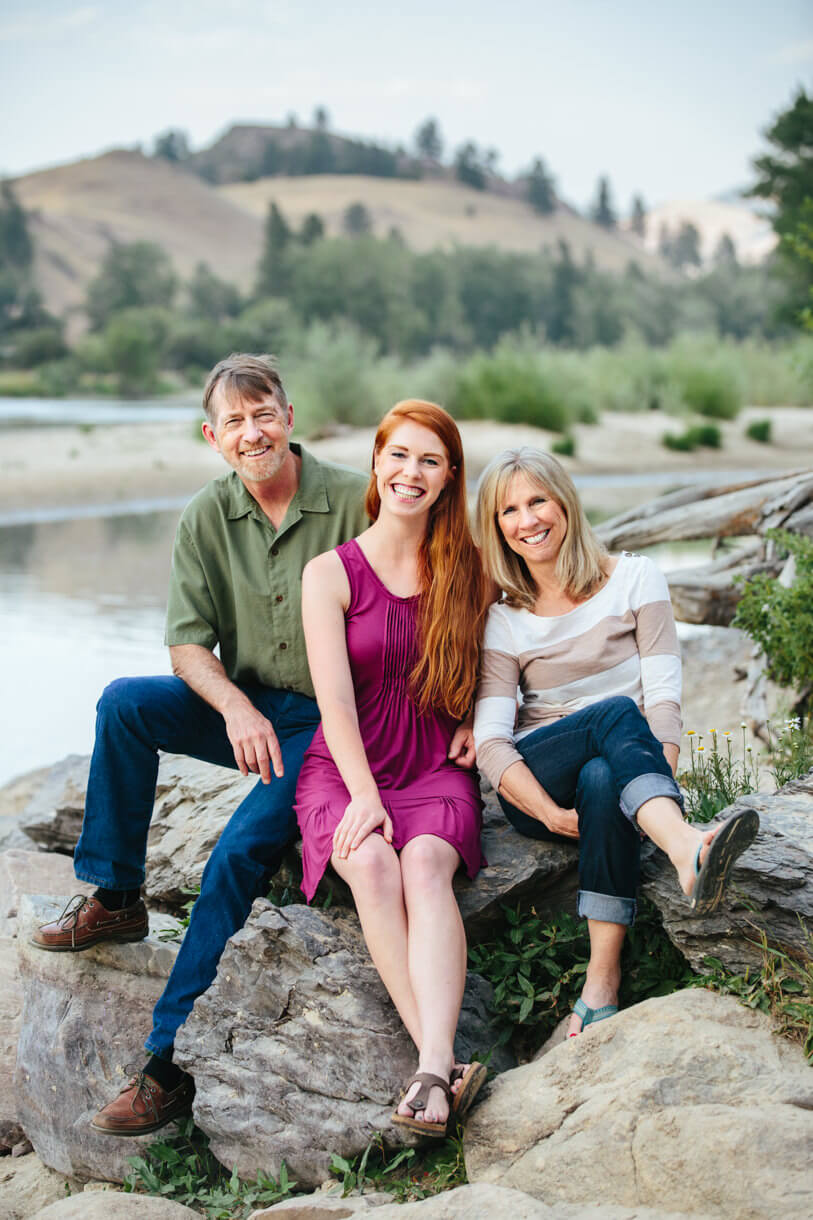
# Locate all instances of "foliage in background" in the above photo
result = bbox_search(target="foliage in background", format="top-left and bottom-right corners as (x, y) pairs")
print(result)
(680, 727), (759, 822)
(746, 417), (772, 443)
(732, 530), (813, 713)
(662, 422), (722, 452)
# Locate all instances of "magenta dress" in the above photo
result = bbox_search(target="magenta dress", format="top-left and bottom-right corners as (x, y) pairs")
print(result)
(296, 539), (486, 902)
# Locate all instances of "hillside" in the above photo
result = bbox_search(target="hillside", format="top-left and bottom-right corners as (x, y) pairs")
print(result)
(10, 149), (670, 326)
(220, 174), (669, 272)
(11, 150), (263, 323)
(637, 199), (776, 265)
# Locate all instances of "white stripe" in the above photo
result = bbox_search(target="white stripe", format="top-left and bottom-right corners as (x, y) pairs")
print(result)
(640, 653), (682, 708)
(473, 694), (518, 749)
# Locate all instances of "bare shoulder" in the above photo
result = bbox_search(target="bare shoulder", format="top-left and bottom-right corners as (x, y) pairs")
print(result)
(302, 548), (350, 605)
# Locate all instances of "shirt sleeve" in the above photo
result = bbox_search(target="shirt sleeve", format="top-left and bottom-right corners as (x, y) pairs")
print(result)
(164, 519), (219, 650)
(632, 557), (682, 745)
(473, 606), (523, 790)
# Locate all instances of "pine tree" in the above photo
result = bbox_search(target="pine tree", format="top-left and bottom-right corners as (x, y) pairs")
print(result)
(630, 195), (646, 239)
(591, 176), (617, 228)
(343, 202), (372, 236)
(415, 118), (443, 161)
(256, 202), (293, 296)
(527, 159), (556, 214)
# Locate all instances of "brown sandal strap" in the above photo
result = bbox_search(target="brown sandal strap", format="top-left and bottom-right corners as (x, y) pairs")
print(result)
(401, 1071), (451, 1117)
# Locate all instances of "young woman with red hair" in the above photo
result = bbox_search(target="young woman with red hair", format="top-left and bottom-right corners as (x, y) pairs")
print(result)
(295, 400), (489, 1136)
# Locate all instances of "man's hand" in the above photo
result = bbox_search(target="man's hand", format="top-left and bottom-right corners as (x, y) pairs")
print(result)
(448, 721), (476, 769)
(333, 791), (393, 859)
(223, 697), (283, 782)
(541, 803), (580, 839)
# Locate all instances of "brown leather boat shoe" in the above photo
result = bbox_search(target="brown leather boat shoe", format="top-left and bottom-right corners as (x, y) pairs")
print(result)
(31, 894), (148, 951)
(91, 1069), (195, 1136)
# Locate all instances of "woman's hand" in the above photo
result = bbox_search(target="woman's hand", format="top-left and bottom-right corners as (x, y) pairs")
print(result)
(332, 791), (394, 859)
(540, 803), (580, 839)
(448, 720), (476, 769)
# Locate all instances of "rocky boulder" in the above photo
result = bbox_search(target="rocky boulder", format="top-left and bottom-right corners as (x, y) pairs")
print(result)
(0, 1151), (85, 1220)
(0, 850), (93, 938)
(0, 935), (24, 1150)
(643, 772), (813, 973)
(175, 899), (515, 1189)
(18, 756), (90, 854)
(14, 894), (182, 1183)
(31, 1196), (204, 1219)
(464, 988), (813, 1220)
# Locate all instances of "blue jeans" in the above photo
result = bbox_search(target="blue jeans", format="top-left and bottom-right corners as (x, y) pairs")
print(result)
(498, 696), (683, 926)
(74, 676), (320, 1059)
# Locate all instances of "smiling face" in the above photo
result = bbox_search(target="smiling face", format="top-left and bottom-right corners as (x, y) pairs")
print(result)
(202, 386), (294, 485)
(497, 471), (568, 568)
(373, 419), (453, 518)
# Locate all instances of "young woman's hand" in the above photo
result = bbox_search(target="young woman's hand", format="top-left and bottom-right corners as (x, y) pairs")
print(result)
(333, 792), (394, 858)
(448, 720), (476, 769)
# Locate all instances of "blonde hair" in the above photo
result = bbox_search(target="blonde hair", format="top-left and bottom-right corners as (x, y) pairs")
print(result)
(475, 448), (607, 609)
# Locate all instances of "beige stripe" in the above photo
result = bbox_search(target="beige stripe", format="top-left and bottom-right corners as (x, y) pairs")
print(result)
(516, 704), (573, 733)
(634, 601), (679, 656)
(476, 737), (523, 791)
(520, 616), (640, 690)
(646, 700), (682, 745)
(478, 649), (520, 699)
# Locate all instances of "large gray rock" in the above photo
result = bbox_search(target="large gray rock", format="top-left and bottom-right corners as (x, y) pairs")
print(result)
(0, 1151), (84, 1220)
(14, 894), (182, 1183)
(643, 772), (813, 973)
(175, 899), (515, 1189)
(0, 850), (93, 937)
(464, 989), (813, 1220)
(0, 765), (52, 851)
(0, 935), (24, 1150)
(32, 1196), (203, 1218)
(18, 756), (90, 854)
(251, 1184), (708, 1218)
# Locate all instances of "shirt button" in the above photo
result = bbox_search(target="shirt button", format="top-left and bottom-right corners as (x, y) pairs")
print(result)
(275, 594), (284, 604)
(279, 641), (287, 651)
(271, 546), (279, 557)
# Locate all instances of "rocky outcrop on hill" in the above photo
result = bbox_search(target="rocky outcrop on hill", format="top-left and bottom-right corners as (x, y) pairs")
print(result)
(643, 772), (813, 973)
(175, 898), (515, 1189)
(14, 895), (182, 1183)
(464, 989), (813, 1220)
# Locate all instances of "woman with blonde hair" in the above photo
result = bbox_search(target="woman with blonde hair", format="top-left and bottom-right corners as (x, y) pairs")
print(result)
(296, 400), (489, 1135)
(474, 447), (758, 1037)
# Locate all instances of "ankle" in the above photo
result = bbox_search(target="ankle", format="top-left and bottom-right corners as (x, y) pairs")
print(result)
(93, 887), (141, 911)
(144, 1054), (189, 1092)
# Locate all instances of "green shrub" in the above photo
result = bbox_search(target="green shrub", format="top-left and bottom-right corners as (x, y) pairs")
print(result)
(732, 529), (813, 709)
(746, 418), (772, 443)
(450, 342), (572, 431)
(551, 433), (576, 456)
(685, 423), (722, 448)
(662, 431), (697, 451)
(672, 358), (743, 419)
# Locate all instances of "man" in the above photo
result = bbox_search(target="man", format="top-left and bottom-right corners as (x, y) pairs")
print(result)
(33, 353), (369, 1135)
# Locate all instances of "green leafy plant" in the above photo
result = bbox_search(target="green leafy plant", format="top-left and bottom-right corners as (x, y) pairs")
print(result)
(662, 423), (722, 451)
(327, 1132), (467, 1202)
(765, 716), (813, 787)
(733, 529), (813, 713)
(124, 1118), (295, 1217)
(551, 433), (576, 456)
(157, 886), (200, 942)
(679, 726), (760, 822)
(746, 417), (772, 443)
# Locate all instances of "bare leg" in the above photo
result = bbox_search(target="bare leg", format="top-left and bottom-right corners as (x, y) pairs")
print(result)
(636, 796), (718, 896)
(331, 836), (420, 1047)
(397, 835), (466, 1126)
(567, 919), (626, 1036)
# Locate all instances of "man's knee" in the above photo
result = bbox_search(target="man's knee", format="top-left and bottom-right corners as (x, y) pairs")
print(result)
(576, 757), (616, 814)
(97, 675), (167, 721)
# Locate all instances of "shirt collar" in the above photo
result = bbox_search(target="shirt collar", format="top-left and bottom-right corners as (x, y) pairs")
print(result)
(225, 443), (330, 521)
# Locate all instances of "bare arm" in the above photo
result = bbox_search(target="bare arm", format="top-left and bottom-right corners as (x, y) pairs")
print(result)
(498, 758), (580, 839)
(662, 741), (679, 776)
(301, 553), (392, 858)
(169, 643), (283, 781)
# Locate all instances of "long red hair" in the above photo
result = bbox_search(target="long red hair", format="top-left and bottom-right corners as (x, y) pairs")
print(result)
(365, 400), (488, 720)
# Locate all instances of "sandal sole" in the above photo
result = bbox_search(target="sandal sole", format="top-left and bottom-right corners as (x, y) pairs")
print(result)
(691, 808), (759, 915)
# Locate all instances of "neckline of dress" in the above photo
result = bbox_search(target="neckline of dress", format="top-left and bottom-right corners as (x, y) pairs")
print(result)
(349, 537), (420, 603)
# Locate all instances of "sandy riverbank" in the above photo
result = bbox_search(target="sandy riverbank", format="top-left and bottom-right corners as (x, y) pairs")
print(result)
(1, 406), (812, 519)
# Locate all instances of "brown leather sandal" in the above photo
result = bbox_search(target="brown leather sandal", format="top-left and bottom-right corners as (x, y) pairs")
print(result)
(449, 1061), (487, 1123)
(391, 1071), (451, 1138)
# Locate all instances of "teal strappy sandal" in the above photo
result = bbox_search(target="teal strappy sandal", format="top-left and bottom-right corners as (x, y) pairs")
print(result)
(569, 996), (618, 1037)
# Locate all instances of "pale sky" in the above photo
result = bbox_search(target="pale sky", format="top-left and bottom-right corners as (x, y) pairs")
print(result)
(1, 0), (811, 211)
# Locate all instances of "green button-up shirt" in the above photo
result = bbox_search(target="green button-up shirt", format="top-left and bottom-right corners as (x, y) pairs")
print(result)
(165, 444), (368, 698)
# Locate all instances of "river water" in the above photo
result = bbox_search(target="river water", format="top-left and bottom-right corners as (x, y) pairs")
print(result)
(0, 398), (724, 787)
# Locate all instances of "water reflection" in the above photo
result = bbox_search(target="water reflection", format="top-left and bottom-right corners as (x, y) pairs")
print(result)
(0, 509), (180, 784)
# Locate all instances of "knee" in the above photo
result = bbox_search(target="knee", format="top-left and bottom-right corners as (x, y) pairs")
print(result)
(401, 837), (455, 900)
(576, 757), (615, 811)
(344, 841), (403, 906)
(602, 695), (640, 721)
(96, 676), (148, 721)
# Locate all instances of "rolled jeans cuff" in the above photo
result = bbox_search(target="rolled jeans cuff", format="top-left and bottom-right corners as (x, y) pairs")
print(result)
(619, 772), (684, 825)
(578, 889), (636, 926)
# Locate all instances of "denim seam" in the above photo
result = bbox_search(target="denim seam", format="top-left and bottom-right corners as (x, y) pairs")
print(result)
(74, 867), (146, 888)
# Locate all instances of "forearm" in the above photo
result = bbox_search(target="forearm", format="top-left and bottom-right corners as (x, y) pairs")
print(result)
(498, 758), (562, 825)
(320, 699), (379, 799)
(169, 644), (249, 717)
(662, 741), (679, 776)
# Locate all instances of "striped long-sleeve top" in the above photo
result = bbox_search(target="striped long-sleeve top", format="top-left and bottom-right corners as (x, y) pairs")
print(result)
(473, 552), (682, 791)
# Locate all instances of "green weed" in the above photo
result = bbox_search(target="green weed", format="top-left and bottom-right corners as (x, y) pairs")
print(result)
(329, 1131), (467, 1202)
(124, 1117), (296, 1217)
(680, 726), (760, 823)
(746, 417), (772, 443)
